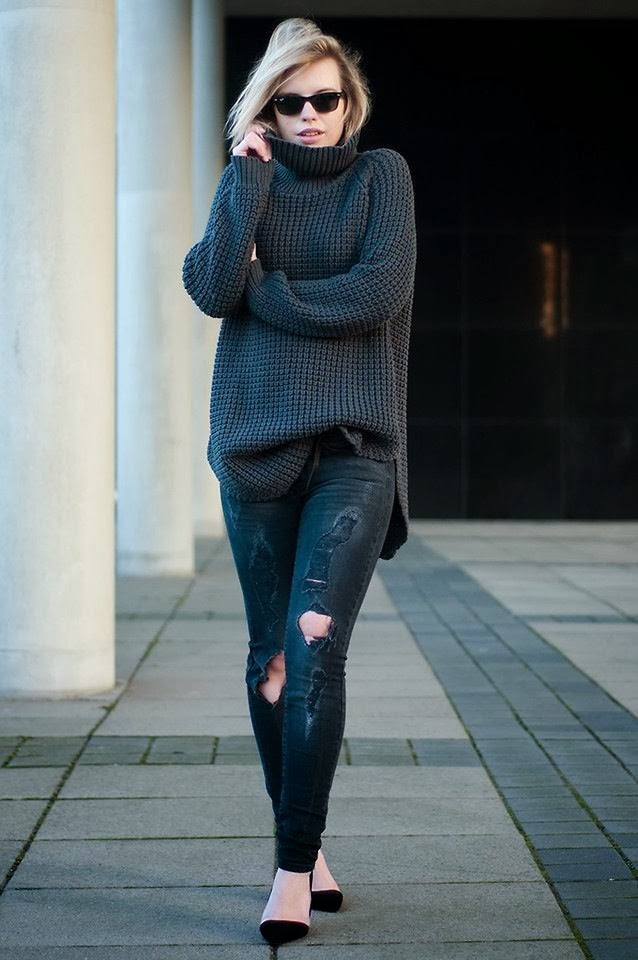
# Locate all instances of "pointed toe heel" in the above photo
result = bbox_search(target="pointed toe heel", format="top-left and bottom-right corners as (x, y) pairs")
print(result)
(259, 919), (310, 945)
(311, 888), (343, 912)
(259, 871), (313, 944)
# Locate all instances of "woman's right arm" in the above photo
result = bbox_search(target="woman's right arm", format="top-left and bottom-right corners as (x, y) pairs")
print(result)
(182, 153), (274, 318)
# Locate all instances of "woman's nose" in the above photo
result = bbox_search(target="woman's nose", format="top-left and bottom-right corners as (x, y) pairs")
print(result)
(300, 101), (317, 121)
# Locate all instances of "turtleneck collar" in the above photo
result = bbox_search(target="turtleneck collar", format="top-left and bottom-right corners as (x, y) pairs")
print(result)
(266, 131), (360, 178)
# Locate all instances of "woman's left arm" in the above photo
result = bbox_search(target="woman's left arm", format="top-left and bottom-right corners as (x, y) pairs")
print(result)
(244, 150), (416, 339)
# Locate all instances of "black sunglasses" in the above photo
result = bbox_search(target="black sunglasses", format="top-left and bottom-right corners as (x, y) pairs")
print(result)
(271, 91), (346, 117)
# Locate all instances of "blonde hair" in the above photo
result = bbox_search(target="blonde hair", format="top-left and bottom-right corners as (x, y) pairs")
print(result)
(226, 18), (371, 150)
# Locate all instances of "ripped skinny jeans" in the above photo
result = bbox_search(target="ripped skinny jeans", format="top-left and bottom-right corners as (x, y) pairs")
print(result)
(221, 435), (395, 873)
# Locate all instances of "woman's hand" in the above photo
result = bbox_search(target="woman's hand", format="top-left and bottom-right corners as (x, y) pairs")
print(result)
(232, 124), (272, 162)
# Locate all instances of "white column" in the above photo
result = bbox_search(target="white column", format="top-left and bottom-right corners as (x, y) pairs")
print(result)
(0, 0), (116, 696)
(117, 0), (194, 575)
(192, 0), (225, 537)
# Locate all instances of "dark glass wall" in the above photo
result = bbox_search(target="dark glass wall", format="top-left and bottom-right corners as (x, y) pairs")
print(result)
(225, 17), (638, 519)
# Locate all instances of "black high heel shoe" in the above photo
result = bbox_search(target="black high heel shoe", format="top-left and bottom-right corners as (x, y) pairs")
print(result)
(259, 872), (312, 946)
(311, 887), (344, 912)
(259, 917), (310, 946)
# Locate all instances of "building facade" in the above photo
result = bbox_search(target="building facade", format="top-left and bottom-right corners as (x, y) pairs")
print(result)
(1, 0), (636, 695)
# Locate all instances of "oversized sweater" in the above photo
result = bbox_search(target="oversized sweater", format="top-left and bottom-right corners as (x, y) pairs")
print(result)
(182, 131), (416, 559)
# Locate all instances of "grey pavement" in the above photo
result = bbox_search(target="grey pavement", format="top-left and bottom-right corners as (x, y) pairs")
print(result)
(0, 522), (637, 959)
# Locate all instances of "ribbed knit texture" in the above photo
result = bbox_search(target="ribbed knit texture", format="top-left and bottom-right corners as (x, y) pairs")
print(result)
(183, 132), (416, 559)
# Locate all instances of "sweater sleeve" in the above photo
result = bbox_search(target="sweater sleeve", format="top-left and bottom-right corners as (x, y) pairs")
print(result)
(244, 150), (416, 339)
(182, 156), (274, 318)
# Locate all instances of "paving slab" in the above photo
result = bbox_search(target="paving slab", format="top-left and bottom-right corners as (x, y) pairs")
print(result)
(501, 785), (579, 799)
(7, 737), (85, 767)
(504, 798), (593, 822)
(284, 944), (585, 960)
(543, 861), (633, 882)
(555, 880), (638, 900)
(134, 647), (246, 669)
(0, 949), (268, 960)
(525, 822), (613, 838)
(0, 881), (571, 947)
(0, 769), (65, 799)
(533, 834), (615, 849)
(345, 678), (444, 697)
(123, 678), (246, 703)
(324, 796), (519, 836)
(586, 941), (638, 960)
(98, 704), (253, 736)
(308, 881), (572, 943)
(344, 695), (457, 719)
(0, 800), (49, 840)
(578, 917), (638, 937)
(59, 762), (267, 798)
(565, 898), (638, 918)
(144, 737), (217, 764)
(329, 766), (495, 799)
(115, 577), (191, 617)
(341, 662), (444, 681)
(38, 797), (274, 840)
(79, 736), (150, 765)
(411, 739), (480, 766)
(0, 700), (110, 737)
(161, 620), (249, 641)
(526, 622), (638, 716)
(9, 837), (275, 888)
(344, 715), (467, 738)
(346, 737), (413, 765)
(311, 834), (539, 883)
(0, 885), (269, 946)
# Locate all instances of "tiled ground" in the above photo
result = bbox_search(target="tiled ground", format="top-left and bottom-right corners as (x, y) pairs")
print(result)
(1, 524), (637, 958)
(385, 523), (638, 960)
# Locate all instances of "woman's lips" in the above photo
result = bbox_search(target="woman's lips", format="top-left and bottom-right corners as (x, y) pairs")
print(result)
(298, 130), (323, 142)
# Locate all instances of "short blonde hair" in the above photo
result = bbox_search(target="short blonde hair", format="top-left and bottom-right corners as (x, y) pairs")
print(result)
(226, 18), (371, 150)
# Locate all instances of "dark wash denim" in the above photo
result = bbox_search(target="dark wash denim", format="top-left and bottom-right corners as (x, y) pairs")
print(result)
(221, 434), (395, 872)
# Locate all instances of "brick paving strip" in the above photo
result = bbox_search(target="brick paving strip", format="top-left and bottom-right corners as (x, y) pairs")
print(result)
(379, 535), (638, 960)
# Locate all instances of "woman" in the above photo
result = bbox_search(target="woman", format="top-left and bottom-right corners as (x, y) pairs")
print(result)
(183, 17), (416, 946)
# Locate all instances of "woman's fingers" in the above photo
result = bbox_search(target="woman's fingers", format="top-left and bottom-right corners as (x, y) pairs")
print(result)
(232, 127), (272, 161)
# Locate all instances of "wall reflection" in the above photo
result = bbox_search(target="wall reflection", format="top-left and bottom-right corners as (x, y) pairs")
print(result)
(539, 241), (570, 339)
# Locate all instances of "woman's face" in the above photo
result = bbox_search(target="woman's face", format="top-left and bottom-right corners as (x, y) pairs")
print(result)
(273, 57), (346, 148)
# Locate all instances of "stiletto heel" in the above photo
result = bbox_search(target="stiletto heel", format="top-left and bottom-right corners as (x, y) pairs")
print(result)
(259, 872), (312, 945)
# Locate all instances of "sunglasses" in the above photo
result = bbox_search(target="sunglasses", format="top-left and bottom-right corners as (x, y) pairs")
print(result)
(271, 91), (346, 116)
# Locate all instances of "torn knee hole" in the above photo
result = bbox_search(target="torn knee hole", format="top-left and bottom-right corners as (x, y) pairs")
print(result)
(298, 610), (333, 646)
(265, 651), (285, 675)
(257, 651), (286, 704)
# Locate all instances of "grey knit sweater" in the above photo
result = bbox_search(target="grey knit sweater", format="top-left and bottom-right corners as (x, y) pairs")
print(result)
(183, 132), (416, 559)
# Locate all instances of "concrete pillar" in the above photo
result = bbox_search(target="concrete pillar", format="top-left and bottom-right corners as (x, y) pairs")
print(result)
(192, 0), (225, 537)
(0, 0), (116, 696)
(117, 0), (194, 575)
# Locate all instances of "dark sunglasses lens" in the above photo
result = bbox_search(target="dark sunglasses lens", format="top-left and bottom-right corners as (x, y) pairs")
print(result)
(313, 93), (341, 113)
(274, 93), (341, 115)
(274, 95), (305, 116)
